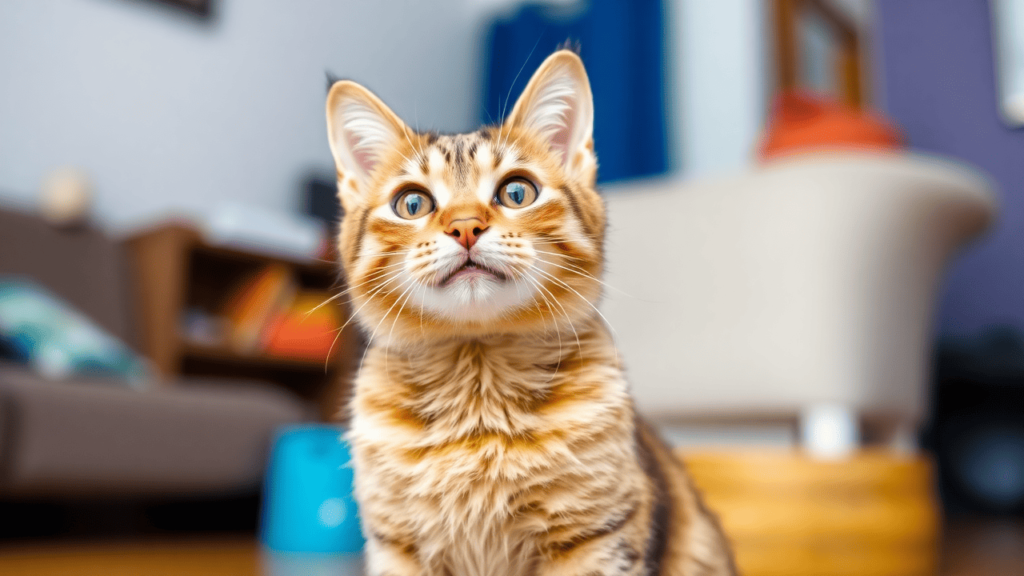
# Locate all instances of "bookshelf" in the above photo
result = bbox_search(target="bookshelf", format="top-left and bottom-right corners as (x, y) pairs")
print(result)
(126, 223), (359, 420)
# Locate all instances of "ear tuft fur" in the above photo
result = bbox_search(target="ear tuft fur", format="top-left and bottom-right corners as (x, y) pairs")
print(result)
(325, 71), (344, 94)
(555, 39), (581, 55)
(506, 50), (594, 172)
(326, 81), (410, 208)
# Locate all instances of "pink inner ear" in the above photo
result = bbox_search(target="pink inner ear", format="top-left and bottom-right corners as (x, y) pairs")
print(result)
(549, 123), (573, 163)
(544, 105), (577, 162)
(346, 130), (377, 176)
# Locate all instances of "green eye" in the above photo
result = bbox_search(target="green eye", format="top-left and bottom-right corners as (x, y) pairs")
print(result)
(393, 189), (435, 220)
(496, 178), (538, 208)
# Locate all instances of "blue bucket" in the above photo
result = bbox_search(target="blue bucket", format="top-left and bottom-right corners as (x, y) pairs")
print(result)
(260, 425), (365, 554)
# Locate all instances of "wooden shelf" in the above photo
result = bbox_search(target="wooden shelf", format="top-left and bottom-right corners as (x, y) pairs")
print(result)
(125, 223), (359, 421)
(180, 341), (341, 371)
(190, 240), (338, 277)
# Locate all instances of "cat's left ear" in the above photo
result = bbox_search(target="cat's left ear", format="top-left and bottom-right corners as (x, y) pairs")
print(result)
(326, 80), (410, 209)
(505, 50), (594, 175)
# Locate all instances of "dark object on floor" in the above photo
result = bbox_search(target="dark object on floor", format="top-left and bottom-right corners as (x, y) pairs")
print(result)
(927, 326), (1024, 515)
(0, 494), (260, 541)
(940, 519), (1024, 575)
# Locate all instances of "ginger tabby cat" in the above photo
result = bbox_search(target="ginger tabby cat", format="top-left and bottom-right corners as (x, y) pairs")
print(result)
(325, 49), (736, 576)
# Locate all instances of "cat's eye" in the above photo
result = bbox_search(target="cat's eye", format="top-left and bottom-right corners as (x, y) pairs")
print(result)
(392, 189), (435, 220)
(495, 178), (538, 209)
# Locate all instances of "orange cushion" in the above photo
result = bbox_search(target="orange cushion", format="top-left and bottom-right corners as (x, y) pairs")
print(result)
(758, 91), (904, 161)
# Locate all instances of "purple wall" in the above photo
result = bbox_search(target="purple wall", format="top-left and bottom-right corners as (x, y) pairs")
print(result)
(876, 0), (1024, 335)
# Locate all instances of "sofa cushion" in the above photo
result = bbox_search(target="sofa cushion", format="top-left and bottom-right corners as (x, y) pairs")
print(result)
(0, 208), (137, 348)
(0, 279), (150, 385)
(0, 367), (311, 497)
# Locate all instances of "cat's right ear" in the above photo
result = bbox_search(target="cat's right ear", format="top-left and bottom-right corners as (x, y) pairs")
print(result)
(326, 80), (409, 210)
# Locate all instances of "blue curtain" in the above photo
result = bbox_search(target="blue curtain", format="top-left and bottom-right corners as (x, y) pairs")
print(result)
(484, 0), (668, 183)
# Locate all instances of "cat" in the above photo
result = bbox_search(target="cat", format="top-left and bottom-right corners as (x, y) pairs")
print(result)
(325, 49), (737, 576)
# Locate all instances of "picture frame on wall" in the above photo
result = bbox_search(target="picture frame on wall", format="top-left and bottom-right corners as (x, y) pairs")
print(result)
(992, 0), (1024, 126)
(773, 0), (864, 108)
(147, 0), (212, 18)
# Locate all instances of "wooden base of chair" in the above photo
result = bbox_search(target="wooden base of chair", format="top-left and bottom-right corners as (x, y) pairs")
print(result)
(678, 449), (939, 576)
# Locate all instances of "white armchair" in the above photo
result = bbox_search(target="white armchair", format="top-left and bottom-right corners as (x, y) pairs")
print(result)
(601, 152), (995, 454)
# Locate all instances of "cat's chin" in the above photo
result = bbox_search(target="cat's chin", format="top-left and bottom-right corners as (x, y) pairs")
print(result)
(439, 262), (508, 287)
(412, 274), (534, 324)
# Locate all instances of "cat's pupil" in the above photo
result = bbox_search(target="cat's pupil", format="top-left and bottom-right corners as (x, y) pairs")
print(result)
(406, 194), (422, 214)
(508, 183), (525, 204)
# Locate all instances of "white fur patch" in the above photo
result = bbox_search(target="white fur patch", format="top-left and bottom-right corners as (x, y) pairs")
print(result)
(339, 99), (400, 177)
(522, 71), (577, 143)
(405, 227), (553, 324)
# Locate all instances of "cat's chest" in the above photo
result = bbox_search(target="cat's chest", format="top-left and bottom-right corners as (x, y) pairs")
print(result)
(350, 376), (577, 539)
(434, 530), (535, 576)
(353, 417), (549, 575)
(352, 405), (568, 515)
(349, 342), (628, 569)
(350, 344), (622, 498)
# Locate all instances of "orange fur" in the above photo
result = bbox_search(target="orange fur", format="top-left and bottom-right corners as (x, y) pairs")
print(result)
(326, 50), (736, 575)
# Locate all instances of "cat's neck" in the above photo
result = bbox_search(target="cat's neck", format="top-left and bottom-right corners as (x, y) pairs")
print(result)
(358, 313), (626, 436)
(380, 313), (615, 373)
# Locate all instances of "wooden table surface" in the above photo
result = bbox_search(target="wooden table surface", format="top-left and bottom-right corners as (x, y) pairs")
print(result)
(0, 521), (1020, 576)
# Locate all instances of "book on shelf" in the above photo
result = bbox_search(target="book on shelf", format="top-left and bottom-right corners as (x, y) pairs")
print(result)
(261, 291), (343, 363)
(221, 264), (297, 353)
(210, 266), (345, 364)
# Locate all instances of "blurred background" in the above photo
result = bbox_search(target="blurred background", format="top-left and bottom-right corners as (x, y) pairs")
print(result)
(0, 0), (1022, 574)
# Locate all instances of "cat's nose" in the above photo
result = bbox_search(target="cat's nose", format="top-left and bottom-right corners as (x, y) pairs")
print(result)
(446, 217), (489, 250)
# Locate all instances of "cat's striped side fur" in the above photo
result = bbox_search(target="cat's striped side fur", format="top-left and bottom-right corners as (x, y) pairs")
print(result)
(326, 49), (736, 576)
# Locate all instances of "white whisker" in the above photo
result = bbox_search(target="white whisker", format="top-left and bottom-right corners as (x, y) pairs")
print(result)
(520, 275), (564, 384)
(385, 279), (421, 378)
(360, 276), (417, 372)
(323, 271), (406, 372)
(532, 266), (617, 336)
(306, 267), (406, 317)
(531, 254), (634, 300)
(525, 271), (581, 358)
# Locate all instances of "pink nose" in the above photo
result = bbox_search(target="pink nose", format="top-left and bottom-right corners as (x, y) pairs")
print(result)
(445, 218), (489, 250)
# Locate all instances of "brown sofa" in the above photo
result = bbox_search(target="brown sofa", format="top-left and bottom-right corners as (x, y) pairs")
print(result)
(0, 207), (309, 498)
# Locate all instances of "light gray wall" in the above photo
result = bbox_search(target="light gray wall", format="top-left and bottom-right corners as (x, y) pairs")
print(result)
(663, 0), (872, 179)
(2, 0), (860, 229)
(0, 0), (485, 229)
(668, 0), (767, 178)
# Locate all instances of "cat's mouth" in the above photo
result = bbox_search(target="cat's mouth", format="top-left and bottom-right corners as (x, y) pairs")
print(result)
(439, 260), (507, 287)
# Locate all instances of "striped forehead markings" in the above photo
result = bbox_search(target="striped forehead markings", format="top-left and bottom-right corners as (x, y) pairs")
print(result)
(397, 127), (526, 206)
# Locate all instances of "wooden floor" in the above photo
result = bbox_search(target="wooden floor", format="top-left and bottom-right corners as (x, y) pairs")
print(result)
(0, 521), (1020, 576)
(939, 520), (1024, 576)
(0, 538), (261, 576)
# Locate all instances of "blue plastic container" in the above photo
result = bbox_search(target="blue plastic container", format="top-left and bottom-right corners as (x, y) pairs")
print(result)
(260, 425), (365, 554)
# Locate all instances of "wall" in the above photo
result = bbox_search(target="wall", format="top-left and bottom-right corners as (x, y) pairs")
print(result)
(0, 0), (483, 230)
(876, 0), (1024, 334)
(0, 0), (876, 231)
(668, 0), (766, 178)
(665, 0), (870, 179)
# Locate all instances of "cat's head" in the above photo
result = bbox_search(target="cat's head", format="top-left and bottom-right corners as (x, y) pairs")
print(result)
(326, 50), (604, 343)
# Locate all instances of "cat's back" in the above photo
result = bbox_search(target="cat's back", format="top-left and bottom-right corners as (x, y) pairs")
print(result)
(636, 420), (737, 576)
